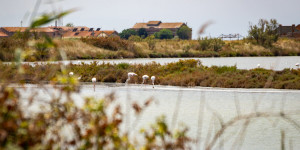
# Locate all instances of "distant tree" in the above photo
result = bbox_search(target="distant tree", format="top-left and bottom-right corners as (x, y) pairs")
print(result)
(248, 19), (279, 47)
(128, 35), (142, 42)
(155, 29), (174, 39)
(138, 28), (148, 38)
(177, 25), (191, 40)
(119, 29), (137, 39)
(66, 23), (74, 27)
(154, 32), (160, 39)
(198, 37), (224, 51)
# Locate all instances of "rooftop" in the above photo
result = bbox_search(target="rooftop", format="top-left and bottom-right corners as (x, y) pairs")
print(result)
(132, 21), (186, 29)
(62, 30), (118, 38)
(0, 30), (8, 37)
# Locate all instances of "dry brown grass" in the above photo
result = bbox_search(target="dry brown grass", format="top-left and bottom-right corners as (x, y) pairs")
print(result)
(273, 38), (300, 55)
(54, 39), (118, 59)
(2, 38), (300, 61)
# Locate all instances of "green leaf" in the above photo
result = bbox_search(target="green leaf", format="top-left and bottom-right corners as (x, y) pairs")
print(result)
(30, 9), (75, 28)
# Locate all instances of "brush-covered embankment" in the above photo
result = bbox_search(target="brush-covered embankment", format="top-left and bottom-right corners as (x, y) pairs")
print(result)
(1, 59), (300, 89)
(1, 37), (300, 61)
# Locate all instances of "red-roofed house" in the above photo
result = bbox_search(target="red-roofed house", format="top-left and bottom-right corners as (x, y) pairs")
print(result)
(0, 30), (8, 38)
(96, 30), (119, 37)
(131, 21), (192, 39)
(0, 27), (61, 38)
(62, 29), (119, 38)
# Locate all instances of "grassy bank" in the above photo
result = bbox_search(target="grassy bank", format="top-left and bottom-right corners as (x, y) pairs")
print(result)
(1, 59), (300, 89)
(1, 37), (300, 61)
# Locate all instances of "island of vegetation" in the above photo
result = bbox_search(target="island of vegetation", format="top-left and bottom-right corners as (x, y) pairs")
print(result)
(1, 59), (300, 89)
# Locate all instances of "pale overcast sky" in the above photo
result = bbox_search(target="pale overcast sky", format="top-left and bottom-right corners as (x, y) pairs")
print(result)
(0, 0), (299, 38)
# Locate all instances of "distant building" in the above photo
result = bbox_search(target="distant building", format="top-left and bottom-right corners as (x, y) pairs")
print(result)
(131, 21), (192, 39)
(0, 27), (61, 38)
(62, 28), (119, 39)
(0, 26), (119, 39)
(278, 24), (300, 38)
(97, 30), (119, 38)
(0, 30), (8, 38)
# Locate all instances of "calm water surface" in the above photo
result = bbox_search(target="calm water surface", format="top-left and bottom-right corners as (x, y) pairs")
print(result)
(25, 56), (300, 70)
(18, 84), (300, 150)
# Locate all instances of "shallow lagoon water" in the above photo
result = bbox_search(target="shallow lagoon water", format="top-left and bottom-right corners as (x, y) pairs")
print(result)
(22, 56), (300, 70)
(18, 83), (300, 150)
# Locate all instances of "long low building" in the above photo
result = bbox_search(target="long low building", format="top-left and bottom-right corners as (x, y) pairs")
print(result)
(62, 28), (119, 38)
(131, 21), (192, 39)
(0, 27), (62, 38)
(0, 26), (118, 39)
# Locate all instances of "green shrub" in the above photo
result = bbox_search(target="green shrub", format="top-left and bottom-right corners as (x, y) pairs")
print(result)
(248, 19), (279, 47)
(119, 29), (137, 39)
(128, 35), (143, 42)
(137, 28), (148, 38)
(197, 37), (225, 51)
(145, 35), (156, 50)
(154, 29), (174, 39)
(177, 25), (192, 40)
(117, 63), (130, 69)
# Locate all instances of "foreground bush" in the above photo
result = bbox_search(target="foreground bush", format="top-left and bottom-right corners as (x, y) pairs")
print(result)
(0, 10), (194, 150)
(0, 77), (191, 149)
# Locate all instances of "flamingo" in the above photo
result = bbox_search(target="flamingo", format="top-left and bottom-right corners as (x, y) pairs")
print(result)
(151, 76), (156, 88)
(257, 64), (260, 68)
(69, 72), (82, 80)
(125, 72), (137, 84)
(296, 63), (299, 69)
(92, 77), (96, 91)
(142, 75), (149, 85)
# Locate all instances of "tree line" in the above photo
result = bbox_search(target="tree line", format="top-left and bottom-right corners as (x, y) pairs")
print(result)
(119, 25), (192, 40)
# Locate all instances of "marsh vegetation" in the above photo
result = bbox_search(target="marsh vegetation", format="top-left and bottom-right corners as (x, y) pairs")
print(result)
(1, 59), (300, 89)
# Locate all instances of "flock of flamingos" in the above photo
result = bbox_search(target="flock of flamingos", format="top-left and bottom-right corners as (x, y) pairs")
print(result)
(68, 71), (156, 91)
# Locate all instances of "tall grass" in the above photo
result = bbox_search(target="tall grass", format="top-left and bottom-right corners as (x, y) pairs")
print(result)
(1, 37), (300, 61)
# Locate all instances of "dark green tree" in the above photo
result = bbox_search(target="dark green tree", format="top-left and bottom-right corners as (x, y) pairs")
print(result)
(119, 29), (137, 39)
(177, 25), (191, 39)
(66, 23), (74, 27)
(248, 19), (279, 47)
(138, 28), (148, 38)
(155, 29), (174, 39)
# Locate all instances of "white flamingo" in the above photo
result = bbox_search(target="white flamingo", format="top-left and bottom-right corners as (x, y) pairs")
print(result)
(257, 64), (260, 68)
(92, 77), (96, 91)
(125, 72), (137, 84)
(296, 63), (299, 69)
(142, 75), (149, 85)
(69, 72), (82, 80)
(151, 76), (156, 88)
